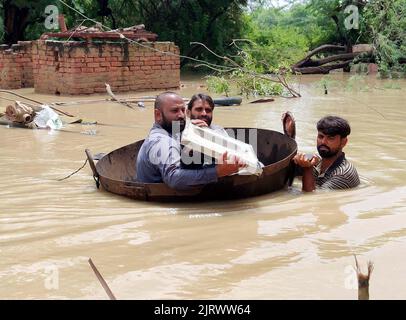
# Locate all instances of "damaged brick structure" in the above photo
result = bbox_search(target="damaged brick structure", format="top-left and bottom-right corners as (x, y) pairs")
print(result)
(0, 40), (180, 95)
(0, 42), (34, 90)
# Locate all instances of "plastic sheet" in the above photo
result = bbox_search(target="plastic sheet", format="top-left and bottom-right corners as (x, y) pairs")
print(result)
(181, 121), (263, 176)
(33, 105), (63, 130)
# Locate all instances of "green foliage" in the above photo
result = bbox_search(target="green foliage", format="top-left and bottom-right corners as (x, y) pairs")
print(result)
(206, 76), (231, 96)
(240, 2), (343, 71)
(205, 49), (286, 98)
(1, 0), (60, 42)
(232, 71), (283, 97)
(243, 24), (309, 68)
(307, 0), (406, 78)
(206, 71), (284, 98)
(242, 7), (306, 70)
(106, 0), (248, 65)
(2, 0), (404, 80)
(1, 0), (247, 64)
(307, 0), (369, 45)
(362, 0), (406, 78)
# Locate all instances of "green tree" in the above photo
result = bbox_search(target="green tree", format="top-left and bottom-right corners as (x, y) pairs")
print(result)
(0, 0), (96, 44)
(240, 3), (330, 70)
(310, 0), (405, 76)
(1, 0), (54, 44)
(1, 0), (249, 68)
(119, 0), (248, 67)
(307, 0), (369, 47)
(362, 0), (406, 77)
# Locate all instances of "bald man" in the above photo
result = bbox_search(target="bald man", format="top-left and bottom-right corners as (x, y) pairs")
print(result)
(136, 92), (246, 191)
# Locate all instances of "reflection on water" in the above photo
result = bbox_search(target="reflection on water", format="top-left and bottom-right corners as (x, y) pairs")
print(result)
(1, 74), (406, 299)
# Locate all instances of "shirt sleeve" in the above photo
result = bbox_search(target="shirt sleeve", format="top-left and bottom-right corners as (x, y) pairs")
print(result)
(149, 137), (218, 191)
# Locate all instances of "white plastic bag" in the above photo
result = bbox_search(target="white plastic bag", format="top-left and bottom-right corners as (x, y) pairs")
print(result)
(33, 105), (63, 130)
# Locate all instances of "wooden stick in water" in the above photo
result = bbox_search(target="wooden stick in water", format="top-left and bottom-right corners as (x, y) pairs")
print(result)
(48, 105), (75, 117)
(0, 90), (75, 117)
(105, 83), (136, 109)
(354, 255), (374, 300)
(0, 89), (45, 105)
(52, 96), (189, 107)
(88, 258), (117, 300)
(53, 97), (154, 106)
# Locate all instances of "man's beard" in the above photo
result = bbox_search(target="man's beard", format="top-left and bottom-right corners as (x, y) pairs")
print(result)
(160, 114), (185, 135)
(317, 145), (339, 158)
(191, 114), (212, 127)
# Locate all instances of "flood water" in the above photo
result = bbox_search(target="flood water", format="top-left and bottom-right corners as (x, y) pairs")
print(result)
(1, 73), (406, 299)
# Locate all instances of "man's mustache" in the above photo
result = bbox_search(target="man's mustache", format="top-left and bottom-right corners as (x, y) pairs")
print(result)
(318, 144), (330, 150)
(199, 116), (212, 124)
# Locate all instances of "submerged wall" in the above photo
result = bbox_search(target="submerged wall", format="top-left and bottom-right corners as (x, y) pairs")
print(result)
(0, 41), (33, 90)
(0, 40), (180, 95)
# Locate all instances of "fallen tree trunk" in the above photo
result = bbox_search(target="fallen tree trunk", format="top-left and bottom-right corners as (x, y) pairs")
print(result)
(292, 44), (347, 69)
(293, 61), (353, 75)
(302, 52), (362, 67)
(292, 44), (373, 75)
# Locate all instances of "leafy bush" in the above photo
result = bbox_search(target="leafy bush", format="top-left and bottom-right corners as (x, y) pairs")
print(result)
(206, 76), (231, 96)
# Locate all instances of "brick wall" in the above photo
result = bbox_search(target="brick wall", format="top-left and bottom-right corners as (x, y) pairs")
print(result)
(32, 40), (180, 95)
(0, 41), (33, 89)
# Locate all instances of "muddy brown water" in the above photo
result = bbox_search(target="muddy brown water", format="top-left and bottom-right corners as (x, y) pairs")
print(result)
(1, 73), (406, 299)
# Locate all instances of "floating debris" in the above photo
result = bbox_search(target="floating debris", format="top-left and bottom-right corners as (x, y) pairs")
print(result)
(354, 255), (374, 300)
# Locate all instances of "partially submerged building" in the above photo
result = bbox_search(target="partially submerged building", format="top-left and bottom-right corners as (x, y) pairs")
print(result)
(0, 25), (180, 95)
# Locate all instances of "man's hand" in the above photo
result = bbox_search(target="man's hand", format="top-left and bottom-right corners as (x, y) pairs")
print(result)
(216, 151), (247, 178)
(191, 119), (208, 128)
(281, 111), (296, 139)
(293, 153), (319, 168)
(293, 153), (319, 192)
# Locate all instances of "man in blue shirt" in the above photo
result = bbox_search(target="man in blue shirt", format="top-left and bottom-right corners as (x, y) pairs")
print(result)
(136, 92), (246, 191)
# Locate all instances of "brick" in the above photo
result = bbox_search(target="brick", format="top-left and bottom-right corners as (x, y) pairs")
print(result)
(87, 62), (100, 68)
(66, 67), (82, 73)
(94, 87), (106, 93)
(81, 67), (94, 73)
